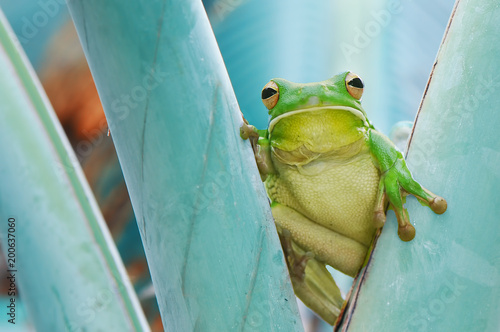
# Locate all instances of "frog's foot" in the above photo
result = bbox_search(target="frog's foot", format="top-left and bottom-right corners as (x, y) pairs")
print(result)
(239, 121), (259, 140)
(421, 188), (447, 214)
(279, 229), (313, 281)
(277, 228), (343, 326)
(375, 160), (447, 241)
(239, 119), (275, 179)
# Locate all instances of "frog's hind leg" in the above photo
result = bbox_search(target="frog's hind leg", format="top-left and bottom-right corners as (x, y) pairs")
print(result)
(271, 203), (368, 277)
(278, 228), (343, 326)
(271, 203), (369, 325)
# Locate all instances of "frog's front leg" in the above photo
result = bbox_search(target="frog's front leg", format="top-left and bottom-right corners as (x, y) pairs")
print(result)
(240, 119), (275, 180)
(369, 130), (447, 241)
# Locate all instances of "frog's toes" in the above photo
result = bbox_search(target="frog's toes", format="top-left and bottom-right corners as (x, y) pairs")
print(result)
(394, 207), (416, 242)
(399, 177), (447, 216)
(429, 195), (447, 214)
(383, 163), (447, 241)
(240, 123), (252, 139)
(279, 229), (313, 280)
(398, 223), (416, 242)
(382, 175), (418, 241)
(240, 123), (257, 140)
(393, 206), (415, 241)
(294, 252), (315, 279)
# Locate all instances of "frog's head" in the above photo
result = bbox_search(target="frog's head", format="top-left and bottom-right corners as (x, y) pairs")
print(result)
(262, 72), (371, 132)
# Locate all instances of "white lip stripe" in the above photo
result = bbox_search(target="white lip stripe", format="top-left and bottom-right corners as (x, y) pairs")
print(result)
(268, 106), (368, 133)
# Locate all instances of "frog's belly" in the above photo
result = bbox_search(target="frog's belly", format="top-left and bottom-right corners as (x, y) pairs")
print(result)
(267, 152), (380, 247)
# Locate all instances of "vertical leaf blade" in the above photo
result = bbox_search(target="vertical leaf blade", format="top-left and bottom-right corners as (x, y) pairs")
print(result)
(0, 9), (149, 332)
(344, 1), (500, 331)
(66, 0), (303, 331)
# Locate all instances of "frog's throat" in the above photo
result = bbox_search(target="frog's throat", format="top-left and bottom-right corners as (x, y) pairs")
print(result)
(268, 106), (368, 134)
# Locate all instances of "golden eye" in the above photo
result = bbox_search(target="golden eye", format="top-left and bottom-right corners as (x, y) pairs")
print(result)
(345, 72), (364, 100)
(261, 81), (279, 109)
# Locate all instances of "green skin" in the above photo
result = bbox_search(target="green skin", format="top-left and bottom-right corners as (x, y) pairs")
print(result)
(241, 71), (447, 325)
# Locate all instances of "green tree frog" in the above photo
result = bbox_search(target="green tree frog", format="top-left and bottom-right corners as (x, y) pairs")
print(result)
(240, 72), (447, 325)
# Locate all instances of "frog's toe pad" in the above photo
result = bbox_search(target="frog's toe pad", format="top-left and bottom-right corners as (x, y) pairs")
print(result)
(398, 224), (415, 242)
(430, 196), (447, 214)
(240, 125), (251, 139)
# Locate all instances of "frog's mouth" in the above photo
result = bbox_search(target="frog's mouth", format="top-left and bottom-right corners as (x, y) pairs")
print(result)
(268, 106), (369, 133)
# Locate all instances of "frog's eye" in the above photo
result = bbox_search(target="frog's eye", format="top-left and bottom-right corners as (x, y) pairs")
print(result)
(262, 81), (279, 110)
(345, 72), (364, 100)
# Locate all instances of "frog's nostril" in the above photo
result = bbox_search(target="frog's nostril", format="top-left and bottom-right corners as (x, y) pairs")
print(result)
(307, 96), (320, 106)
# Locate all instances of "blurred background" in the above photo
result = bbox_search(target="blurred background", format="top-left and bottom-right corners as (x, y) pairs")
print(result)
(0, 0), (455, 331)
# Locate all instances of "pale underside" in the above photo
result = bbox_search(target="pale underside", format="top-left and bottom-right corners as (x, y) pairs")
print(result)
(266, 110), (380, 276)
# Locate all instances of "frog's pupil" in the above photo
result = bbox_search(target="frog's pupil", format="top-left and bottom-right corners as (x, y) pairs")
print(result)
(262, 87), (277, 99)
(348, 78), (364, 89)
